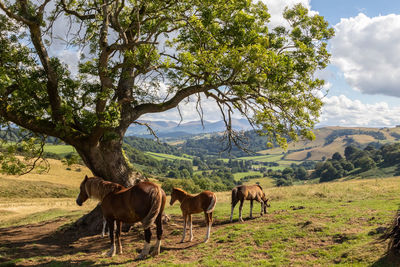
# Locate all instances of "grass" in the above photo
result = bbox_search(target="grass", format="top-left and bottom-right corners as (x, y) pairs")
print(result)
(0, 209), (86, 228)
(1, 158), (400, 266)
(43, 144), (76, 156)
(232, 171), (263, 181)
(145, 152), (192, 161)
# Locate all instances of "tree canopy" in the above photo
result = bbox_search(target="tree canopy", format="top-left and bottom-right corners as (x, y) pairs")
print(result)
(0, 0), (334, 179)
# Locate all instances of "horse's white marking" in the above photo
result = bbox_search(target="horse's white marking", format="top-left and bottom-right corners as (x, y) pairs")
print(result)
(137, 242), (150, 260)
(189, 217), (193, 242)
(108, 243), (116, 257)
(101, 217), (107, 237)
(180, 216), (187, 243)
(204, 224), (211, 243)
(152, 239), (161, 256)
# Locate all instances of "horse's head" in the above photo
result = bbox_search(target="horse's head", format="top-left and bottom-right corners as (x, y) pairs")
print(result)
(261, 192), (270, 214)
(170, 188), (178, 206)
(263, 198), (270, 214)
(76, 175), (89, 206)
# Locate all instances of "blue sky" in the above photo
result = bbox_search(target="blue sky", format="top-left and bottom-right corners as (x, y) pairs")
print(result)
(307, 0), (400, 127)
(311, 0), (400, 25)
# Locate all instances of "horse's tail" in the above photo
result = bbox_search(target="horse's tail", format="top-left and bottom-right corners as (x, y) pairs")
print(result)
(142, 184), (163, 230)
(206, 193), (217, 213)
(231, 187), (238, 205)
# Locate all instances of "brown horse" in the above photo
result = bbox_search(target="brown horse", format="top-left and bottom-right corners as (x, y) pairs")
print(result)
(170, 188), (217, 243)
(71, 176), (127, 238)
(230, 184), (270, 222)
(76, 175), (166, 260)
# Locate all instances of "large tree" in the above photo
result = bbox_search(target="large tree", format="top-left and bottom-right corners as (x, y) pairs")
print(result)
(0, 1), (333, 185)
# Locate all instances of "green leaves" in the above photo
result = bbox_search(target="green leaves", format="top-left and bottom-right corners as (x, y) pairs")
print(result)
(0, 0), (334, 164)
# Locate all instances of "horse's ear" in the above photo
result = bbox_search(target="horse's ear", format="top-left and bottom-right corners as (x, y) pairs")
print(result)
(84, 175), (88, 181)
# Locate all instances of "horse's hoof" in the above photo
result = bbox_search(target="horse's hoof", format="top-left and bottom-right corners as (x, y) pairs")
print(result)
(179, 240), (185, 243)
(107, 251), (116, 257)
(136, 254), (147, 260)
(203, 239), (209, 243)
(151, 250), (160, 257)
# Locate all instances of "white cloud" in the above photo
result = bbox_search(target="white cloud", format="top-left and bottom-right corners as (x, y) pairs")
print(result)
(141, 94), (229, 123)
(261, 0), (315, 27)
(319, 95), (400, 127)
(332, 13), (400, 97)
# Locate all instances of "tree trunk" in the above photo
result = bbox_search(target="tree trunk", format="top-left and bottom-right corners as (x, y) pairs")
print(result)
(70, 136), (143, 235)
(77, 137), (140, 187)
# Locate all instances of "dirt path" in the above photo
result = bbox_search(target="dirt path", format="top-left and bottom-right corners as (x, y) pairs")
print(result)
(0, 214), (237, 266)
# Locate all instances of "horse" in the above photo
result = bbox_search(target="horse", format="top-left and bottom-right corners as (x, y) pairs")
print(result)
(230, 184), (270, 222)
(69, 176), (125, 237)
(76, 175), (166, 260)
(170, 187), (217, 243)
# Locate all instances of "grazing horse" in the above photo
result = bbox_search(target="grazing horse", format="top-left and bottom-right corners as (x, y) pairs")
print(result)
(76, 175), (166, 260)
(230, 184), (270, 222)
(170, 188), (217, 243)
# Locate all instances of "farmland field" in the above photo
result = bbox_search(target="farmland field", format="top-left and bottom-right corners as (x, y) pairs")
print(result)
(0, 159), (399, 266)
(145, 152), (192, 161)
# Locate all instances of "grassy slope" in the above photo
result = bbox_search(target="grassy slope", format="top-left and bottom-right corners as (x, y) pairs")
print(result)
(0, 159), (399, 266)
(0, 159), (94, 227)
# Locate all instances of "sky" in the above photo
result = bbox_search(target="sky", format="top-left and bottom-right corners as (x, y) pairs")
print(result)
(142, 0), (400, 128)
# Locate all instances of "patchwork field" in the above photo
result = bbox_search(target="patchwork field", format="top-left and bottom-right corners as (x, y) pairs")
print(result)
(0, 160), (399, 266)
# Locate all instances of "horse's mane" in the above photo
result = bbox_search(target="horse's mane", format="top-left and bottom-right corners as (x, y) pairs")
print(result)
(85, 176), (125, 201)
(256, 184), (263, 191)
(172, 187), (187, 195)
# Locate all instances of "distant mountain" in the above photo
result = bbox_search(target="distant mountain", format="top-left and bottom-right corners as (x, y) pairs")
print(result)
(126, 118), (252, 136)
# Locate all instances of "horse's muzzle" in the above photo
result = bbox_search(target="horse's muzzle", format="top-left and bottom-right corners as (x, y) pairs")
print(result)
(76, 198), (83, 206)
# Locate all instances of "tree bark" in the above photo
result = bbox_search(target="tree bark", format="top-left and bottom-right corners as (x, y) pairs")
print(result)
(76, 137), (140, 187)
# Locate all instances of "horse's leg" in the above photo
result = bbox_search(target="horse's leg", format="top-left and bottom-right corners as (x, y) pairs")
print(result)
(116, 220), (123, 255)
(151, 212), (163, 256)
(101, 217), (107, 237)
(260, 201), (264, 216)
(204, 212), (212, 243)
(250, 200), (254, 219)
(106, 218), (116, 257)
(230, 199), (238, 222)
(137, 228), (152, 260)
(180, 214), (187, 243)
(188, 214), (193, 242)
(239, 200), (244, 222)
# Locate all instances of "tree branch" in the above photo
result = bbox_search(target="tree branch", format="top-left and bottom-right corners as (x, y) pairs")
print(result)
(130, 84), (216, 121)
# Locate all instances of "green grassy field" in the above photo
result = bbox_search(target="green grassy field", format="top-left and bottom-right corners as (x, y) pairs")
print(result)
(145, 152), (192, 161)
(43, 144), (76, 155)
(232, 171), (263, 181)
(0, 159), (399, 266)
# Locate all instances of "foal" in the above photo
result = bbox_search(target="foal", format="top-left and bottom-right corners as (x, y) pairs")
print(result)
(170, 188), (217, 243)
(230, 184), (270, 222)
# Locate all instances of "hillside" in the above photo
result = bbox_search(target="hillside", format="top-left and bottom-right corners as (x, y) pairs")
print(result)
(0, 160), (399, 266)
(195, 126), (400, 160)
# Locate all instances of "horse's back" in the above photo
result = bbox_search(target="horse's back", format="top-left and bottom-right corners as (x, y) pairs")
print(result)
(181, 190), (216, 214)
(102, 181), (164, 224)
(233, 185), (263, 200)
